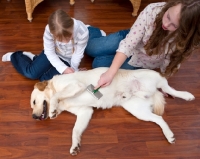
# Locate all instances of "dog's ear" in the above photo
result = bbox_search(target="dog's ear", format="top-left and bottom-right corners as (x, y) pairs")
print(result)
(34, 81), (48, 91)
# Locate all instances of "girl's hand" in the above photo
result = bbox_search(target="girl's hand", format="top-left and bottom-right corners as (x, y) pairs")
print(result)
(95, 70), (115, 89)
(63, 67), (75, 74)
(94, 52), (126, 89)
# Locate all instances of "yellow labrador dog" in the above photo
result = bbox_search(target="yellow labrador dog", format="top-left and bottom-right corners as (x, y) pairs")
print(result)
(30, 67), (194, 155)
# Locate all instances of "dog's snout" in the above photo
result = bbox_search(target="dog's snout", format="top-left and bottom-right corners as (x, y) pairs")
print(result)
(32, 114), (39, 119)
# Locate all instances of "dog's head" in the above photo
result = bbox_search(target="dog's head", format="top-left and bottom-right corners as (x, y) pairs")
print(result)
(30, 81), (50, 120)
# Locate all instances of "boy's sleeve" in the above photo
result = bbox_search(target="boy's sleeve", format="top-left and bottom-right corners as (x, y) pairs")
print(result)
(43, 25), (68, 74)
(70, 29), (89, 71)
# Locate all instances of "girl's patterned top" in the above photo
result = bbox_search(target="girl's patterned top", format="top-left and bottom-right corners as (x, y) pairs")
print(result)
(117, 2), (175, 73)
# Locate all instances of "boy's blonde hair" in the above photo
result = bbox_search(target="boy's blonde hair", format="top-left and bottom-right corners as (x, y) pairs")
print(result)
(48, 9), (74, 42)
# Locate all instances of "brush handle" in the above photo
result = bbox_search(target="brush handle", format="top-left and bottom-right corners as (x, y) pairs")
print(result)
(93, 86), (101, 93)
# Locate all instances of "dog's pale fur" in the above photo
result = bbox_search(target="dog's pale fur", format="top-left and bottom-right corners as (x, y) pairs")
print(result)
(30, 67), (194, 155)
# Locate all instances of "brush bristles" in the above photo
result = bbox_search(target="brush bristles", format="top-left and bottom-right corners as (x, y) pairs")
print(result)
(87, 89), (99, 99)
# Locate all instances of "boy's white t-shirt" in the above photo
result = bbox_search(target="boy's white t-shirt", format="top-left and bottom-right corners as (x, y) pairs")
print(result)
(43, 18), (89, 73)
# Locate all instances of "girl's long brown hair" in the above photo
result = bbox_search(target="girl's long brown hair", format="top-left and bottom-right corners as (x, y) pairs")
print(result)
(48, 9), (74, 42)
(144, 0), (200, 77)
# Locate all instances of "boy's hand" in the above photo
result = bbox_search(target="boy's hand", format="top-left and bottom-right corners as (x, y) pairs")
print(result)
(63, 67), (75, 74)
(79, 68), (87, 71)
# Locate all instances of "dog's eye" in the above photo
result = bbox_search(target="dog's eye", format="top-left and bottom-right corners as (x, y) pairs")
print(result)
(33, 100), (35, 105)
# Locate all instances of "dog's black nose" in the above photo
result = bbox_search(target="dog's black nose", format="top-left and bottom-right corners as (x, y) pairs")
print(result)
(32, 114), (39, 119)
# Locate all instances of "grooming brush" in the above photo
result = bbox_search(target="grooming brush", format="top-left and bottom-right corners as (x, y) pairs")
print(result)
(86, 84), (103, 100)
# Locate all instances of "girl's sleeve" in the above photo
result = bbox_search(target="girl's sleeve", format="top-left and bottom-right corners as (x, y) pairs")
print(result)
(70, 29), (89, 71)
(117, 4), (150, 57)
(43, 25), (68, 74)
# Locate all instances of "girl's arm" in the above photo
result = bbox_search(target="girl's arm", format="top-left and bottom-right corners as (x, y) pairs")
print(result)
(107, 52), (127, 76)
(96, 4), (149, 88)
(116, 4), (150, 58)
(95, 52), (127, 88)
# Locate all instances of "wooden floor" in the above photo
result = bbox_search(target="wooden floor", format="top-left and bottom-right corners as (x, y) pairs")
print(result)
(0, 0), (200, 158)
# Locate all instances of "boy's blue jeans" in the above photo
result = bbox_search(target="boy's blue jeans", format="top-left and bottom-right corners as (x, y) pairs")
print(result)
(11, 50), (70, 81)
(85, 26), (140, 70)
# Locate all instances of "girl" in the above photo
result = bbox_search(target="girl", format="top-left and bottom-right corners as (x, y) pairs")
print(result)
(85, 0), (200, 88)
(2, 9), (89, 81)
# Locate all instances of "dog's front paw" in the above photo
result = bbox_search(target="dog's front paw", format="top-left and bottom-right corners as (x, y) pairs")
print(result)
(182, 92), (195, 101)
(70, 143), (81, 155)
(167, 134), (175, 144)
(49, 109), (58, 119)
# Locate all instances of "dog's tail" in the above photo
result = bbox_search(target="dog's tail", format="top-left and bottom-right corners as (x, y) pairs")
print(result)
(152, 90), (166, 116)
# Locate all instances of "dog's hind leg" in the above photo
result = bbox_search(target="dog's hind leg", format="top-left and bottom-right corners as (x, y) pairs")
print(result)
(157, 78), (195, 101)
(122, 98), (175, 144)
(68, 106), (94, 155)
